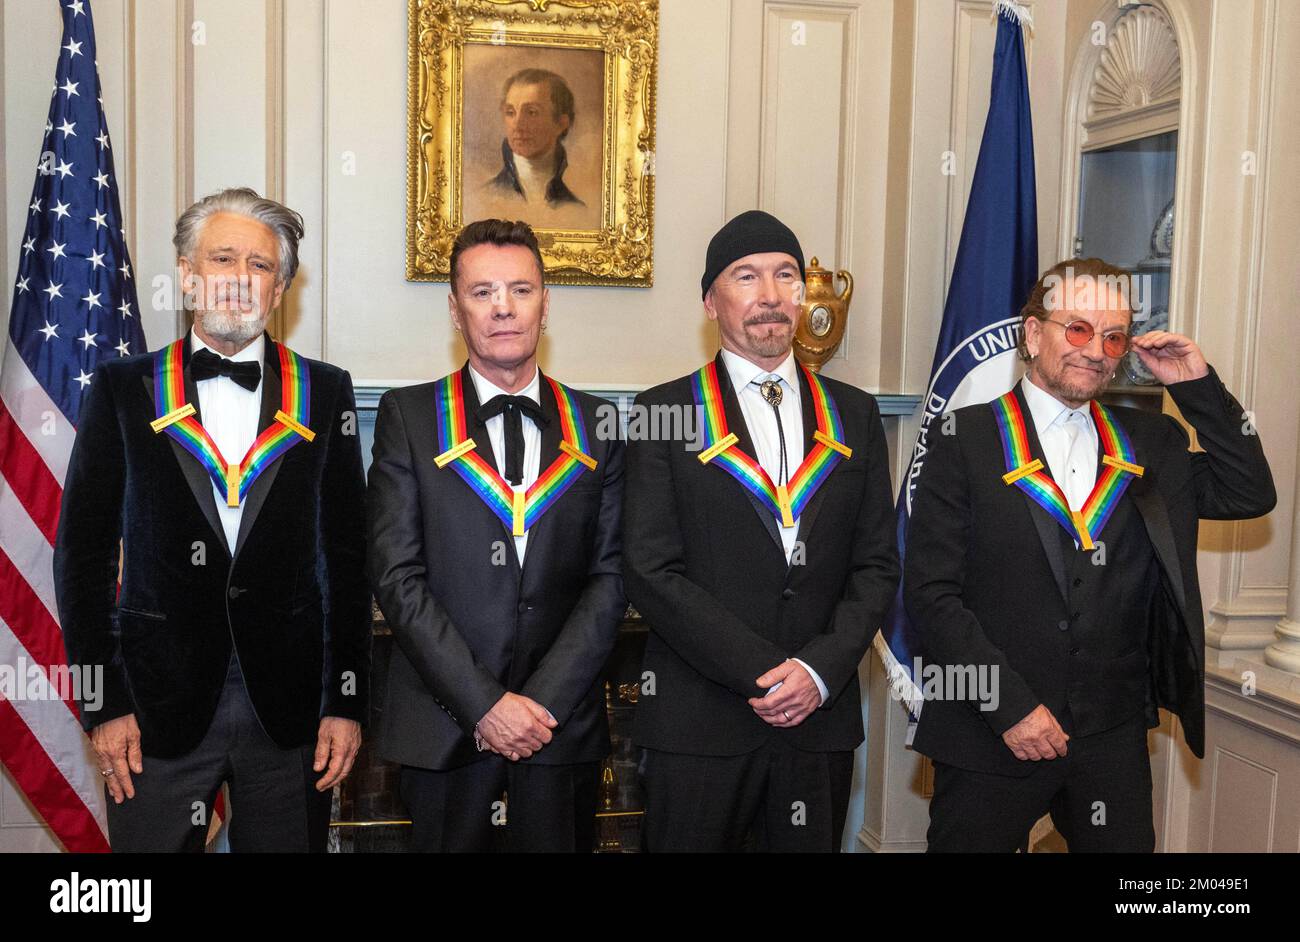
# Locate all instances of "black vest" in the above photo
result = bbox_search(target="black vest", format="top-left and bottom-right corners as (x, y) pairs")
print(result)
(1051, 487), (1159, 737)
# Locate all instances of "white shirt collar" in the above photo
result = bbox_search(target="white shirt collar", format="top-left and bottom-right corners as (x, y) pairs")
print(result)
(189, 327), (266, 365)
(719, 347), (799, 396)
(1020, 374), (1089, 433)
(513, 149), (553, 178)
(467, 361), (541, 406)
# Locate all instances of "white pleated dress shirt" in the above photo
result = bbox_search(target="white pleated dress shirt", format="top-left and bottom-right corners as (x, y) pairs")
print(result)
(466, 363), (543, 565)
(1020, 375), (1099, 515)
(191, 328), (264, 553)
(465, 363), (554, 722)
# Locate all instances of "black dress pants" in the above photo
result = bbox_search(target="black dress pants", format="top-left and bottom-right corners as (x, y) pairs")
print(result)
(926, 715), (1155, 853)
(106, 653), (332, 852)
(640, 738), (854, 852)
(399, 757), (599, 853)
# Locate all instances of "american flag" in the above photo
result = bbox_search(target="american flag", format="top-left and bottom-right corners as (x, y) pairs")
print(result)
(0, 0), (144, 852)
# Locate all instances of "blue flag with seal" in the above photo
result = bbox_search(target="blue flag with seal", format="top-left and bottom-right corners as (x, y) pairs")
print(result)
(873, 0), (1039, 723)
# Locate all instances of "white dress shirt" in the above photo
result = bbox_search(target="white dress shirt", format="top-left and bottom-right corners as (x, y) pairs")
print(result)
(720, 348), (806, 558)
(718, 347), (828, 704)
(1020, 375), (1099, 513)
(191, 328), (265, 553)
(467, 363), (543, 565)
(466, 363), (555, 724)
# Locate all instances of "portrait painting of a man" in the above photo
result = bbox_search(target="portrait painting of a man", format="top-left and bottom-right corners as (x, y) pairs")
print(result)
(485, 69), (584, 207)
(462, 44), (603, 231)
(408, 0), (655, 284)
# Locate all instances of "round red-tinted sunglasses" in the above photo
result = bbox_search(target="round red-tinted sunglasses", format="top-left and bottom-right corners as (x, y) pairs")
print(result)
(1038, 317), (1131, 357)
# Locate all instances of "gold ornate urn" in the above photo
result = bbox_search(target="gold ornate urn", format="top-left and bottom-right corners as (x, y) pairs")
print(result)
(794, 257), (852, 372)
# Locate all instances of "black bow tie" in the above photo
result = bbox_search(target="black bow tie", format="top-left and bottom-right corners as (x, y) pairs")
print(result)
(476, 394), (548, 486)
(192, 347), (262, 391)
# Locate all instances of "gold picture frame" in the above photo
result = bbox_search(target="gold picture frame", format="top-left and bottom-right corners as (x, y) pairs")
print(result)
(407, 0), (658, 286)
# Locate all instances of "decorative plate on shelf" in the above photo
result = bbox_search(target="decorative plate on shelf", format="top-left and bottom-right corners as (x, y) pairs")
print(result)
(1150, 198), (1175, 258)
(1123, 306), (1169, 385)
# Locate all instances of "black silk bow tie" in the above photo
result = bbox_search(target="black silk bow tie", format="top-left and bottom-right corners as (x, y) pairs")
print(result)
(476, 394), (548, 485)
(192, 347), (262, 391)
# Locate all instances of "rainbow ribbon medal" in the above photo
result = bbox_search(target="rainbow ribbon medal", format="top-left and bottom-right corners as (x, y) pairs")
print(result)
(693, 360), (851, 528)
(150, 338), (315, 507)
(992, 391), (1144, 550)
(433, 370), (596, 536)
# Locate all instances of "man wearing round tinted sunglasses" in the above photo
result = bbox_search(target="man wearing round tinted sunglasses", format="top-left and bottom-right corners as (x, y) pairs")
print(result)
(1022, 262), (1135, 403)
(905, 256), (1275, 852)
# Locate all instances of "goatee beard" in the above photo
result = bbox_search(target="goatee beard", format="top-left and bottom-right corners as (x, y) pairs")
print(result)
(745, 320), (792, 359)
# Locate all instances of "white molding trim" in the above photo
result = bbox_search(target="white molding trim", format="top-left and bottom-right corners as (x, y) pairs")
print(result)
(1085, 5), (1181, 123)
(321, 0), (332, 360)
(1223, 0), (1280, 617)
(173, 0), (195, 339)
(856, 824), (926, 853)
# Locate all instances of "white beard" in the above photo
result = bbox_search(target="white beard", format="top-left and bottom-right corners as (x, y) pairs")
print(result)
(195, 306), (271, 346)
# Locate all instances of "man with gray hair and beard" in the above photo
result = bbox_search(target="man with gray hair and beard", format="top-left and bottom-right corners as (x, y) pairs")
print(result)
(53, 187), (371, 851)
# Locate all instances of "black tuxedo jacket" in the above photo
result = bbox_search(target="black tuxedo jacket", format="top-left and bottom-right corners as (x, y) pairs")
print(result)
(53, 336), (371, 760)
(623, 352), (900, 756)
(366, 364), (625, 770)
(904, 368), (1276, 776)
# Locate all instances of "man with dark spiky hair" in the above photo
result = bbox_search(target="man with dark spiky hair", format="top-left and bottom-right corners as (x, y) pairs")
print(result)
(368, 218), (623, 852)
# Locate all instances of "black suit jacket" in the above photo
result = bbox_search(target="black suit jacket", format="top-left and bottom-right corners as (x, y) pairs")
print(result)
(366, 365), (625, 770)
(904, 368), (1275, 776)
(623, 353), (900, 756)
(53, 336), (371, 759)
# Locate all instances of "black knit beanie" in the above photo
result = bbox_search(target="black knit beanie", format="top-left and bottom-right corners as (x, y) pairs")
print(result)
(700, 210), (806, 299)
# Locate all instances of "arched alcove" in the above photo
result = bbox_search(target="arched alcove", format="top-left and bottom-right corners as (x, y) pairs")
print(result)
(1057, 1), (1202, 401)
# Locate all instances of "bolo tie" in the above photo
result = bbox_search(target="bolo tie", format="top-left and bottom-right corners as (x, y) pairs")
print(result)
(757, 376), (788, 485)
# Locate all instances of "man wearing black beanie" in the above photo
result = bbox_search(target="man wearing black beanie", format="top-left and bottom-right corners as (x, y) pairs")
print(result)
(623, 210), (899, 851)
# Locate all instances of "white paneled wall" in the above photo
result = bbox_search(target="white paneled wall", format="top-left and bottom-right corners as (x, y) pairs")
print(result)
(1, 0), (1295, 852)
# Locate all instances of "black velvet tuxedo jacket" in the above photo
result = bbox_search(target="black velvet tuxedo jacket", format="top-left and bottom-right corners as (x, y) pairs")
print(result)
(52, 336), (371, 760)
(904, 368), (1275, 776)
(623, 352), (900, 756)
(366, 365), (625, 771)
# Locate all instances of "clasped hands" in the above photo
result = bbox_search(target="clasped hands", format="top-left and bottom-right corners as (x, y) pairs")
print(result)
(476, 660), (824, 754)
(747, 659), (822, 728)
(476, 691), (557, 761)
